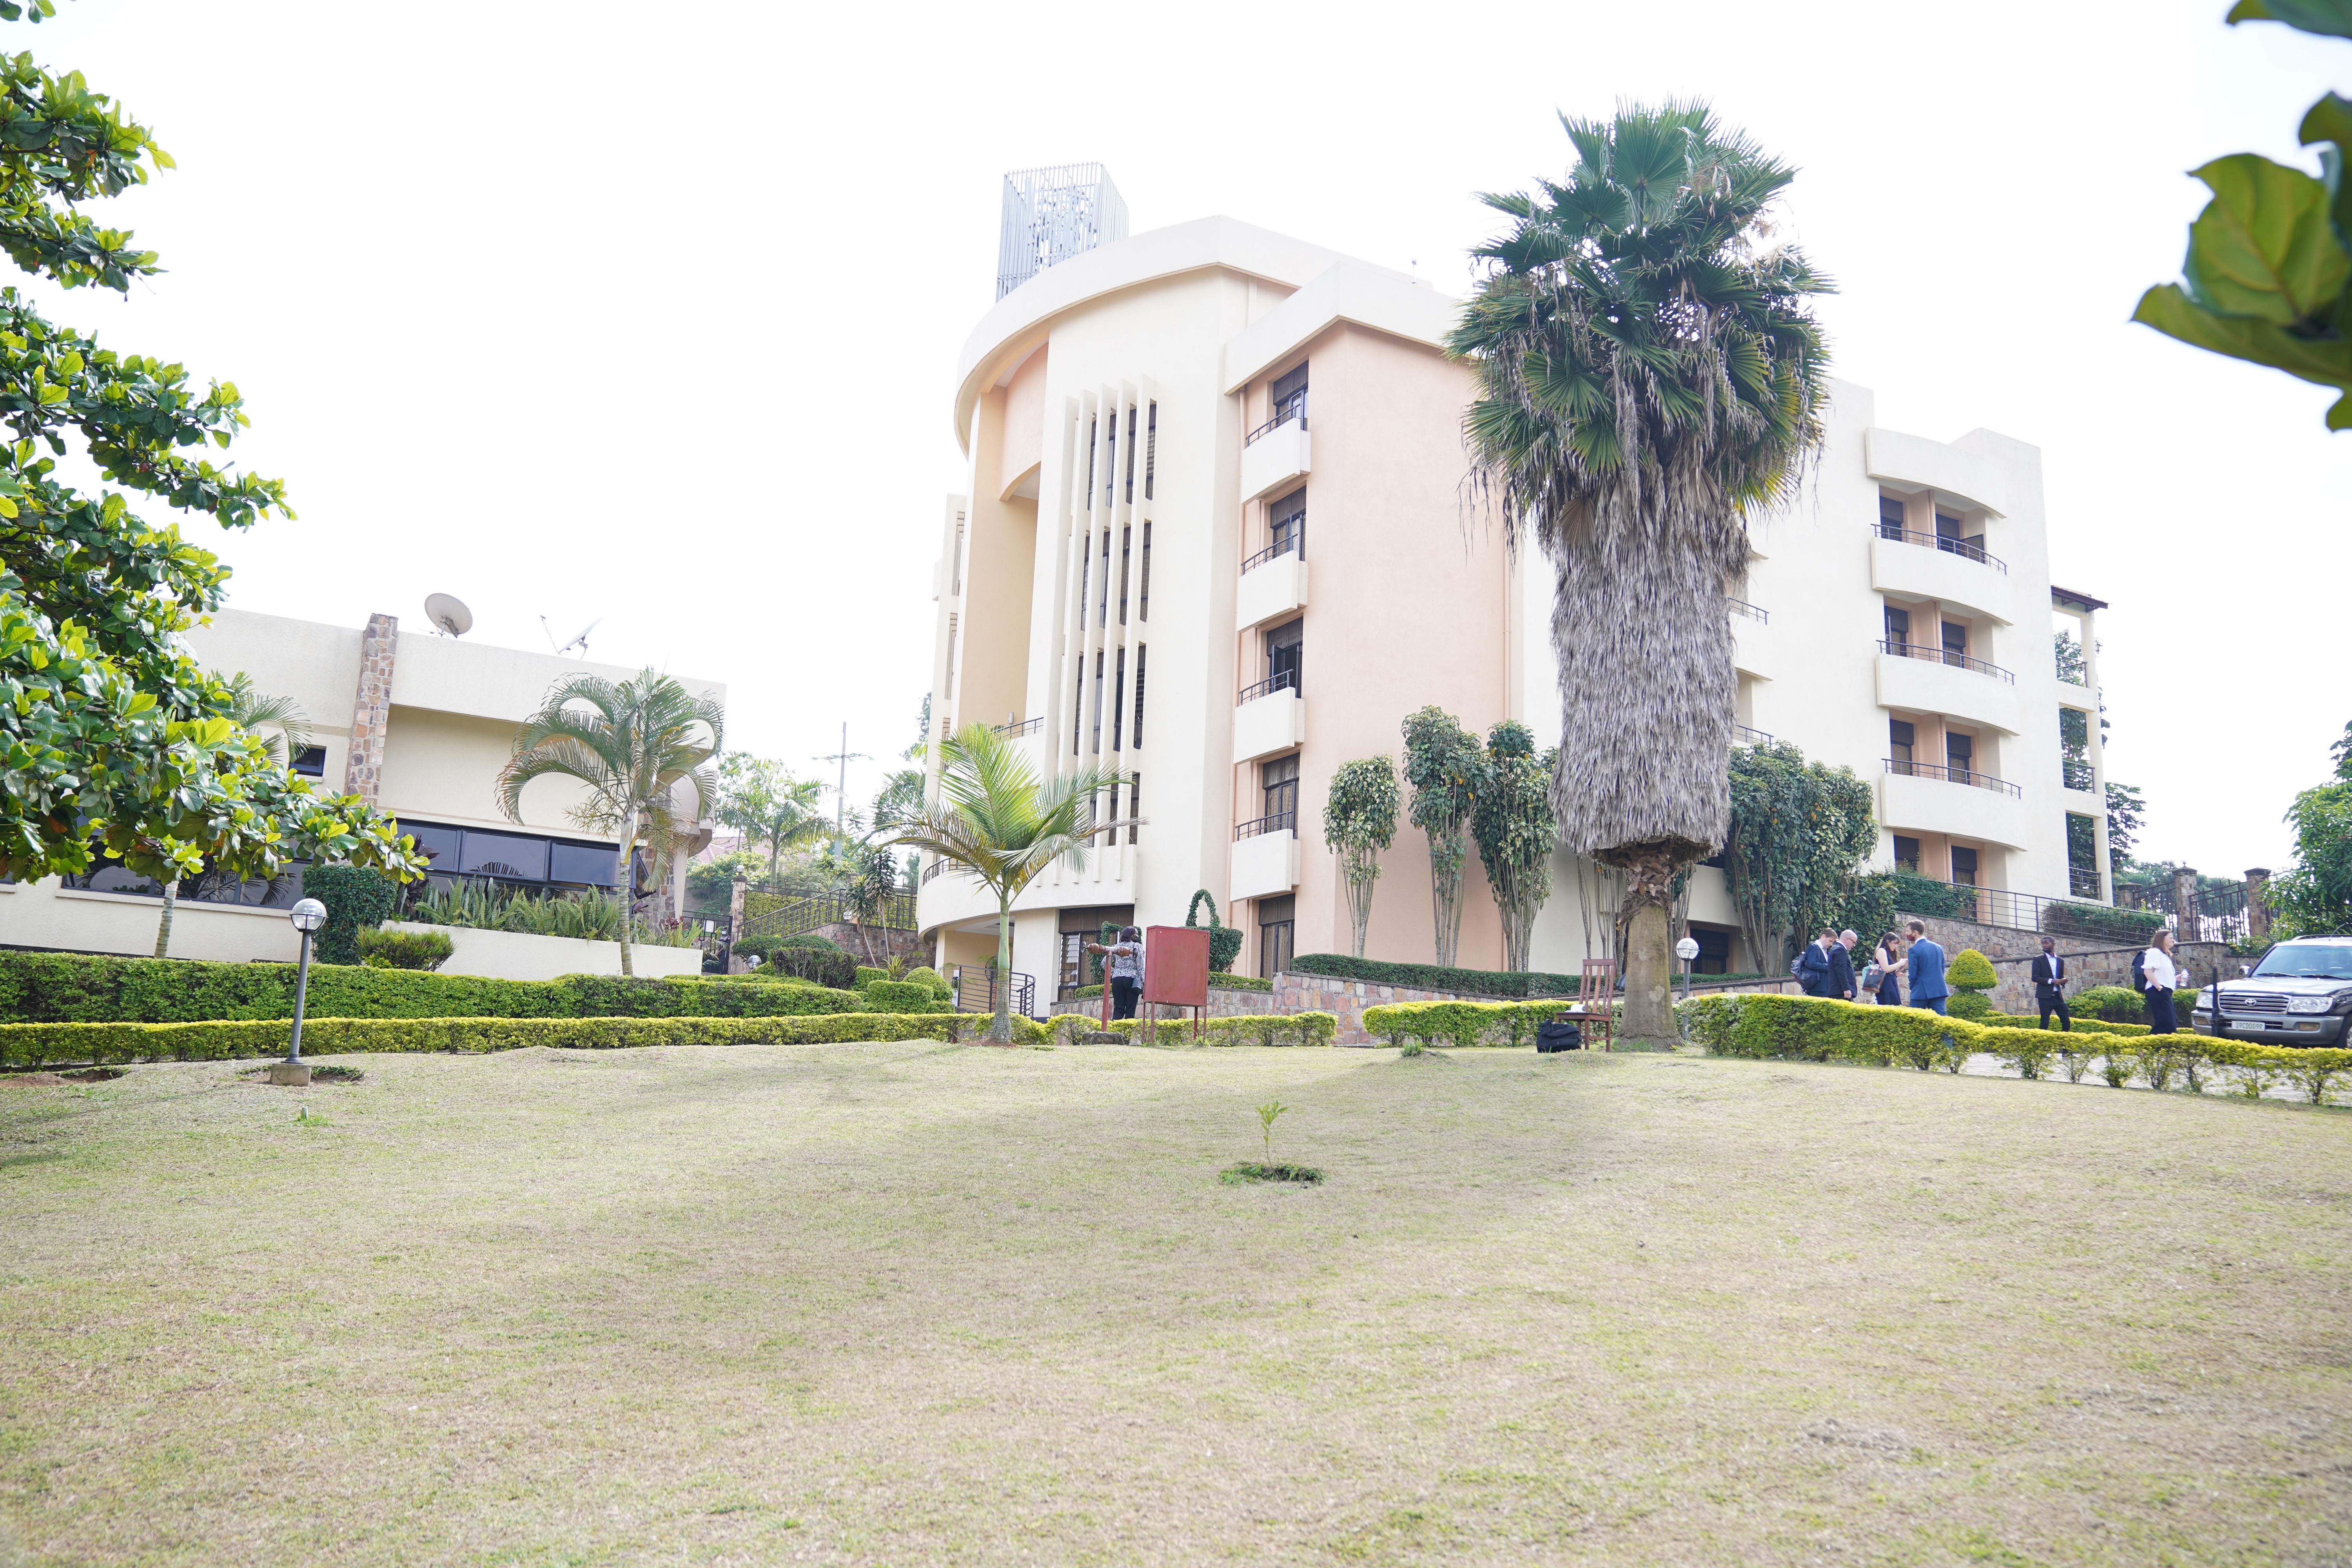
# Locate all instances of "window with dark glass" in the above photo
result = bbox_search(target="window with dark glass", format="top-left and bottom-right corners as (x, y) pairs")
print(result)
(396, 820), (617, 893)
(1111, 646), (1127, 749)
(1884, 604), (1911, 652)
(291, 745), (327, 777)
(1143, 403), (1156, 500)
(1265, 618), (1303, 695)
(549, 841), (618, 886)
(1689, 926), (1733, 976)
(458, 829), (549, 882)
(1878, 495), (1906, 538)
(1260, 753), (1300, 832)
(1894, 834), (1922, 873)
(1951, 846), (1978, 887)
(1270, 362), (1307, 427)
(1258, 893), (1296, 977)
(1941, 620), (1969, 665)
(1935, 508), (1964, 543)
(1946, 732), (1975, 779)
(1269, 488), (1306, 559)
(1130, 644), (1146, 749)
(1889, 719), (1915, 773)
(402, 822), (462, 872)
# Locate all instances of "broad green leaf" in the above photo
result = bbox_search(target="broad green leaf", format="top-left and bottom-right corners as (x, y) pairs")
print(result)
(2135, 281), (2352, 389)
(2301, 94), (2352, 250)
(2183, 153), (2350, 323)
(2228, 0), (2352, 36)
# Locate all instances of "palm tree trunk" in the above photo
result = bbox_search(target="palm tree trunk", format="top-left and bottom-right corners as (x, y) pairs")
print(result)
(614, 808), (637, 979)
(1608, 842), (1682, 1047)
(989, 893), (1014, 1044)
(153, 880), (178, 959)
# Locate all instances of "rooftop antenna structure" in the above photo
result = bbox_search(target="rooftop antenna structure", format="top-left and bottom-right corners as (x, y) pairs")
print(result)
(539, 615), (601, 659)
(423, 593), (472, 638)
(996, 163), (1127, 300)
(815, 722), (871, 842)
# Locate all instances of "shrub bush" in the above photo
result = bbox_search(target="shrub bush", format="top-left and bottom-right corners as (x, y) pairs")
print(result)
(0, 950), (864, 1025)
(860, 980), (948, 1013)
(0, 1010), (1049, 1068)
(356, 929), (454, 972)
(901, 965), (952, 1000)
(301, 864), (400, 966)
(1068, 971), (1274, 1002)
(739, 942), (858, 989)
(778, 933), (844, 954)
(1359, 999), (1587, 1050)
(1289, 953), (1586, 999)
(1888, 873), (1973, 919)
(2040, 902), (2165, 944)
(1051, 1011), (1338, 1049)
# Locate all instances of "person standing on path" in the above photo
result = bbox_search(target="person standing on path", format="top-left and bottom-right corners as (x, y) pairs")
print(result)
(2031, 936), (2072, 1031)
(1870, 932), (1905, 1006)
(1829, 929), (1860, 1002)
(1094, 926), (1144, 1021)
(1796, 928), (1836, 996)
(1905, 920), (1950, 1015)
(2140, 928), (2183, 1034)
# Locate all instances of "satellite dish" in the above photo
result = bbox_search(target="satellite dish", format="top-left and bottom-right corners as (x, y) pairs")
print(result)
(424, 593), (473, 638)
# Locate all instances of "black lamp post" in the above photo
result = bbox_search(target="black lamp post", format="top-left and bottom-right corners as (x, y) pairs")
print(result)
(271, 897), (328, 1086)
(1675, 935), (1700, 1004)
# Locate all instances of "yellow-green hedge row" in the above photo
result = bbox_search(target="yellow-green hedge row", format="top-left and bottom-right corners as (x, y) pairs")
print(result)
(0, 1012), (1048, 1068)
(1360, 999), (1609, 1051)
(1050, 1011), (1339, 1049)
(1678, 993), (2351, 1103)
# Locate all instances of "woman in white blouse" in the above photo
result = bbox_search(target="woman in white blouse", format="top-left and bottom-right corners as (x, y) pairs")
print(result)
(2141, 928), (2182, 1034)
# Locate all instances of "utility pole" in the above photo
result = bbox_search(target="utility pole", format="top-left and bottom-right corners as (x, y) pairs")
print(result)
(816, 722), (870, 842)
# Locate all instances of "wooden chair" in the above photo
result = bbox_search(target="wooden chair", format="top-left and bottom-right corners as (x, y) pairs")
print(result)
(1577, 958), (1617, 1051)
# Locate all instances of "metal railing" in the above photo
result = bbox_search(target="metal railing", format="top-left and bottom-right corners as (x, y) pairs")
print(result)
(1896, 880), (2157, 944)
(1732, 724), (1774, 747)
(1877, 637), (2016, 684)
(1234, 812), (1297, 840)
(1245, 399), (1307, 446)
(995, 716), (1042, 737)
(1239, 669), (1301, 703)
(2070, 866), (2104, 898)
(1241, 524), (1304, 574)
(951, 964), (1036, 1018)
(1874, 523), (2007, 574)
(1726, 598), (1768, 622)
(1884, 757), (2023, 798)
(2062, 757), (2096, 791)
(737, 890), (918, 944)
(921, 858), (946, 885)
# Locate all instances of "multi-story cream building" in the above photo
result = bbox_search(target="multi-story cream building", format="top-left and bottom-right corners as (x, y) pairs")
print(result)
(920, 198), (2111, 997)
(0, 607), (722, 977)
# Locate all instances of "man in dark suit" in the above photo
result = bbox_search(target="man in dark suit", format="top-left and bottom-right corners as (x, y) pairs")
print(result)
(1828, 929), (1859, 1001)
(1795, 928), (1836, 996)
(1906, 920), (1949, 1015)
(2031, 936), (2071, 1031)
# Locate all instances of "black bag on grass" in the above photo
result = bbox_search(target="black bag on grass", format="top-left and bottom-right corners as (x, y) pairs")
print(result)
(1536, 1018), (1583, 1053)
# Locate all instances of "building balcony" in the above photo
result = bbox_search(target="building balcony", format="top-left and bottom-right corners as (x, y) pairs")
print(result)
(1231, 817), (1300, 898)
(1869, 528), (2016, 625)
(1730, 600), (1776, 682)
(1879, 759), (2030, 851)
(1874, 641), (2021, 735)
(1240, 416), (1310, 501)
(1234, 680), (1303, 763)
(1236, 544), (1307, 632)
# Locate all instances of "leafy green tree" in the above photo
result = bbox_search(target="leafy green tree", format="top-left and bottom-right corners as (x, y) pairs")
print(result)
(715, 753), (826, 891)
(1471, 721), (1559, 973)
(2267, 722), (2352, 936)
(879, 722), (1127, 1042)
(0, 36), (418, 897)
(2104, 782), (2147, 875)
(2134, 3), (2352, 427)
(1722, 740), (1877, 971)
(1400, 706), (1488, 967)
(495, 670), (723, 977)
(1322, 755), (1400, 958)
(152, 675), (313, 958)
(1450, 103), (1832, 1046)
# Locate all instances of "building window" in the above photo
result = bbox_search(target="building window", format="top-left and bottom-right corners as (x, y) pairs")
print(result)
(1096, 530), (1112, 625)
(1889, 719), (1915, 774)
(1090, 649), (1105, 754)
(952, 515), (966, 595)
(1260, 752), (1300, 833)
(1111, 646), (1127, 750)
(1946, 731), (1974, 780)
(1265, 617), (1303, 696)
(1130, 644), (1146, 750)
(1143, 402), (1156, 501)
(1269, 487), (1306, 559)
(1118, 525), (1132, 624)
(1941, 619), (1969, 666)
(1124, 773), (1141, 846)
(1951, 846), (1978, 887)
(1270, 361), (1308, 427)
(1123, 405), (1139, 503)
(290, 745), (327, 778)
(1935, 508), (1964, 544)
(1687, 926), (1733, 976)
(1894, 835), (1921, 874)
(1884, 604), (1911, 652)
(944, 613), (959, 699)
(1258, 894), (1296, 977)
(1138, 520), (1151, 621)
(2066, 813), (2100, 897)
(1878, 495), (1906, 539)
(395, 819), (619, 898)
(1058, 903), (1135, 996)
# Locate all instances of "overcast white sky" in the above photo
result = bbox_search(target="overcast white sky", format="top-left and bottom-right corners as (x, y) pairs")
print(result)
(25, 0), (2350, 875)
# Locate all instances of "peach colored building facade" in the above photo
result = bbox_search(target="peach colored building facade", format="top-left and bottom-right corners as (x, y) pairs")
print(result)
(921, 215), (2109, 997)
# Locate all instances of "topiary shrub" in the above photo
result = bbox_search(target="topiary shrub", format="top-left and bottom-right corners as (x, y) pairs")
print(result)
(901, 965), (951, 1000)
(301, 865), (400, 966)
(1185, 889), (1246, 974)
(777, 932), (843, 953)
(736, 937), (857, 990)
(1945, 947), (1999, 1019)
(860, 979), (946, 1013)
(356, 928), (453, 972)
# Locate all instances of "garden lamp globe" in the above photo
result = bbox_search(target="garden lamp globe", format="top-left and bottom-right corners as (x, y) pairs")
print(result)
(281, 897), (330, 1073)
(289, 898), (328, 935)
(1674, 936), (1700, 1003)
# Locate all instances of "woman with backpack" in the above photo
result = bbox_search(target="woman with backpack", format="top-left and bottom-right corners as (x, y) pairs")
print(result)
(2139, 928), (2183, 1034)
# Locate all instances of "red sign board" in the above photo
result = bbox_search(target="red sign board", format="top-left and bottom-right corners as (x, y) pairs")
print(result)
(1142, 925), (1210, 1007)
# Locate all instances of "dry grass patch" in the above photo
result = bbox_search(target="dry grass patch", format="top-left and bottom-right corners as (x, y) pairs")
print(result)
(1, 1043), (2348, 1566)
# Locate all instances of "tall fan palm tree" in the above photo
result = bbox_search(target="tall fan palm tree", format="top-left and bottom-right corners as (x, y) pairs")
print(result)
(1449, 102), (1832, 1046)
(154, 674), (314, 959)
(879, 722), (1129, 1044)
(495, 669), (723, 977)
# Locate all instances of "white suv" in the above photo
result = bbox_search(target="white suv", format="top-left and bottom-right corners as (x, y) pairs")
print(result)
(2192, 936), (2352, 1045)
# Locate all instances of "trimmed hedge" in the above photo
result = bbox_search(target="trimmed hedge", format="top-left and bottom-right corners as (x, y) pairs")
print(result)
(1359, 998), (1599, 1051)
(1290, 953), (1587, 999)
(0, 949), (868, 1024)
(1676, 993), (2352, 1102)
(1051, 1011), (1338, 1049)
(1068, 971), (1274, 1001)
(860, 980), (949, 1013)
(0, 1011), (1048, 1068)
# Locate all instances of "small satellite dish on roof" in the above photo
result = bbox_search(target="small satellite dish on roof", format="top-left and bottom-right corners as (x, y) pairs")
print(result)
(423, 593), (473, 638)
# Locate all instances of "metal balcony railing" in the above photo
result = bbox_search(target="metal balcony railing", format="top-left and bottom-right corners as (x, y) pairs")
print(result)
(1732, 724), (1774, 747)
(2061, 757), (2096, 791)
(1245, 398), (1307, 446)
(737, 890), (918, 943)
(1874, 522), (2007, 574)
(2070, 866), (2104, 898)
(1241, 524), (1304, 574)
(1234, 812), (1297, 841)
(1877, 637), (2016, 684)
(1239, 669), (1301, 704)
(995, 716), (1042, 738)
(921, 858), (946, 885)
(1884, 757), (2023, 798)
(1726, 598), (1768, 622)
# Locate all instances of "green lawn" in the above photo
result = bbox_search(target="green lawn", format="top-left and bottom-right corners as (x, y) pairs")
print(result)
(2, 1043), (2347, 1566)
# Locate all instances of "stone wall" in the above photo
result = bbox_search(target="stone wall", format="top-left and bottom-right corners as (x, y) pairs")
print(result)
(1045, 972), (1515, 1045)
(1901, 913), (2232, 1014)
(343, 612), (397, 806)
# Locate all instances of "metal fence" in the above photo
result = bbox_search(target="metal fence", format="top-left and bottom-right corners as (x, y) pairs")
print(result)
(951, 964), (1036, 1019)
(995, 164), (1127, 299)
(738, 890), (918, 945)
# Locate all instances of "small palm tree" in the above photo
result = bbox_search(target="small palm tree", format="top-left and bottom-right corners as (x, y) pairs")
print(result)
(495, 669), (723, 977)
(154, 674), (314, 959)
(715, 754), (829, 891)
(1450, 101), (1832, 1045)
(880, 722), (1129, 1043)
